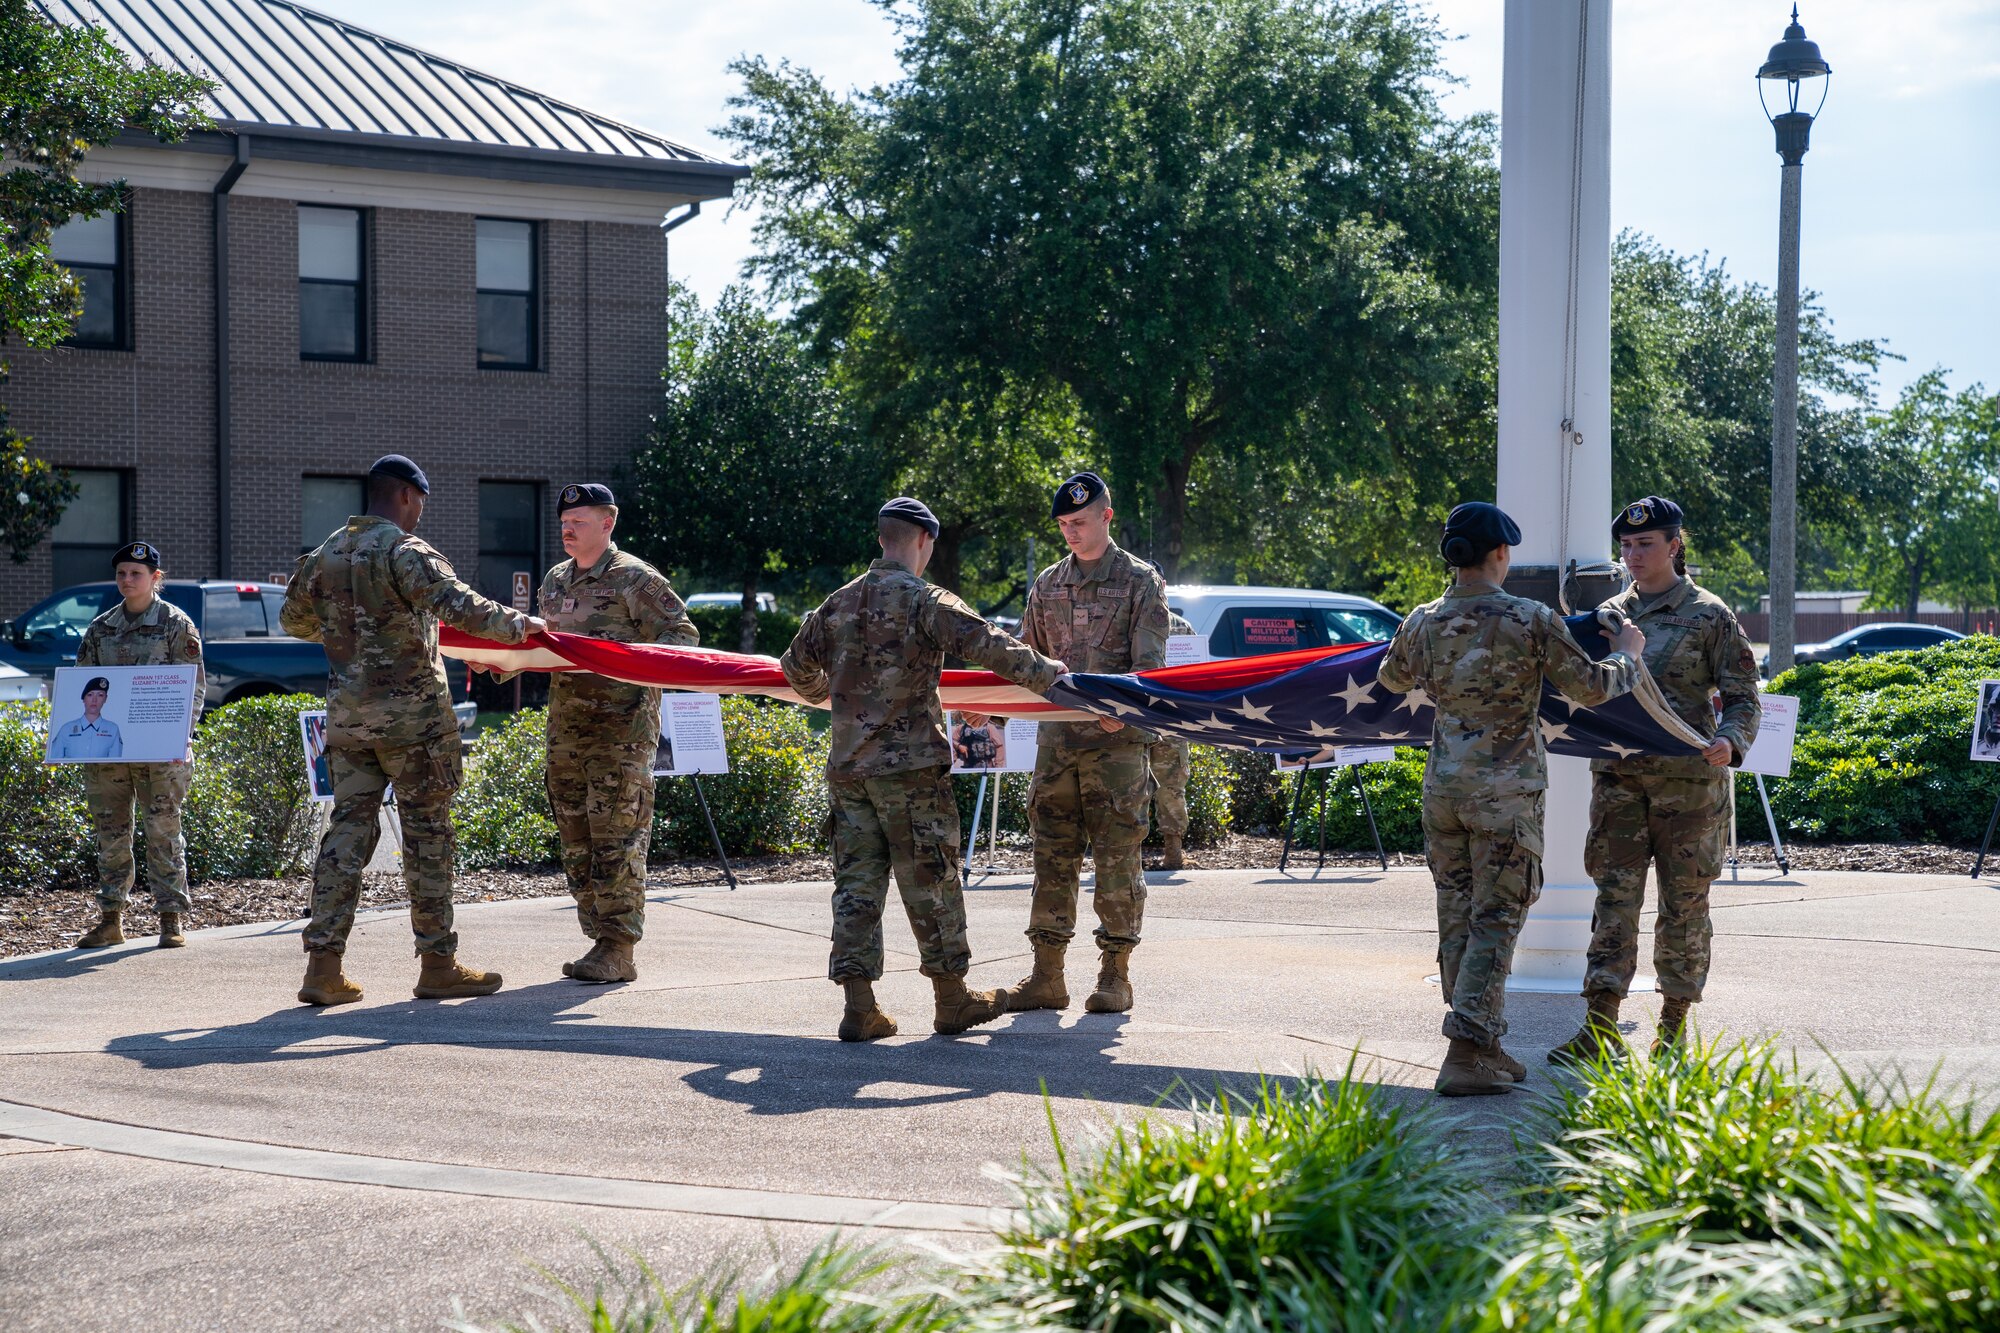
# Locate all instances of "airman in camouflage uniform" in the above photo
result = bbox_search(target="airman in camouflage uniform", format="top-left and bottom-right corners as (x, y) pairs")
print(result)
(1012, 473), (1169, 1016)
(279, 455), (536, 1006)
(72, 541), (206, 950)
(534, 483), (698, 985)
(1378, 502), (1644, 1096)
(781, 497), (1065, 1042)
(1555, 496), (1760, 1063)
(1148, 608), (1196, 870)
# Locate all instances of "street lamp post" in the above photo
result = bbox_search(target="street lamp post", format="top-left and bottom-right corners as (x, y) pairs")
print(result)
(1758, 6), (1830, 676)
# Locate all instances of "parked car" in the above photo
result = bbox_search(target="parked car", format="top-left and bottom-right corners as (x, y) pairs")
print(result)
(1759, 622), (1965, 677)
(0, 580), (477, 729)
(685, 591), (780, 614)
(0, 661), (43, 703)
(1166, 585), (1402, 659)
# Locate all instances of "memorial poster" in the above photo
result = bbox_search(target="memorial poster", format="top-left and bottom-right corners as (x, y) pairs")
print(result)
(45, 665), (197, 764)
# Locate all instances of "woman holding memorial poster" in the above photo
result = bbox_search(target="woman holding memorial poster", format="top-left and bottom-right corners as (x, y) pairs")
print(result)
(70, 542), (207, 951)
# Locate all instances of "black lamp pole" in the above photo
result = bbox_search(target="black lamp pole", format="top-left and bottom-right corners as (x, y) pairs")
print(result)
(1758, 6), (1831, 676)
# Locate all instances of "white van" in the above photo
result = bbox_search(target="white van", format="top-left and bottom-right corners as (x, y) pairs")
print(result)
(1167, 585), (1401, 660)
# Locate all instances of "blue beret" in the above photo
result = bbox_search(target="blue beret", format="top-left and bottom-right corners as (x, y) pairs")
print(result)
(83, 676), (111, 695)
(368, 454), (430, 495)
(878, 496), (939, 538)
(1612, 495), (1685, 538)
(558, 483), (616, 513)
(1440, 502), (1522, 567)
(1052, 471), (1107, 517)
(113, 541), (160, 570)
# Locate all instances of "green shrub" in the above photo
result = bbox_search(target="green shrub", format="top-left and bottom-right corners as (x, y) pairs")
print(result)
(969, 1071), (1480, 1329)
(1756, 635), (2000, 842)
(1181, 744), (1233, 846)
(654, 697), (828, 857)
(1220, 748), (1287, 832)
(683, 604), (805, 659)
(454, 708), (560, 870)
(185, 693), (322, 880)
(0, 700), (92, 893)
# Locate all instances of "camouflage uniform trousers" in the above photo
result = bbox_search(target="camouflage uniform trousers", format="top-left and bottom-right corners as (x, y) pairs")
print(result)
(82, 762), (193, 912)
(1027, 742), (1152, 953)
(1147, 737), (1190, 842)
(304, 734), (462, 958)
(546, 743), (656, 944)
(1583, 768), (1729, 1001)
(1423, 789), (1545, 1044)
(826, 765), (970, 981)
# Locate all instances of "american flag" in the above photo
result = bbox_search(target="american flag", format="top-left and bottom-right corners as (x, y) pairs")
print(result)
(1045, 613), (1709, 761)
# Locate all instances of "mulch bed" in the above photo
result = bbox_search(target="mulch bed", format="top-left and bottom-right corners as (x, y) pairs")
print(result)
(0, 836), (1977, 960)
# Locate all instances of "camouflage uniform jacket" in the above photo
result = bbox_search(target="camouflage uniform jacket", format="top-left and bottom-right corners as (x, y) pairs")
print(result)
(1591, 575), (1760, 777)
(76, 596), (207, 729)
(280, 515), (527, 748)
(1167, 609), (1195, 641)
(540, 543), (698, 749)
(1377, 580), (1641, 800)
(1022, 543), (1169, 749)
(782, 558), (1064, 780)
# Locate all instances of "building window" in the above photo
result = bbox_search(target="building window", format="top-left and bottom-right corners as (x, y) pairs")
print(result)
(477, 481), (541, 605)
(299, 206), (366, 361)
(50, 469), (128, 590)
(476, 219), (537, 369)
(300, 475), (365, 551)
(51, 211), (127, 349)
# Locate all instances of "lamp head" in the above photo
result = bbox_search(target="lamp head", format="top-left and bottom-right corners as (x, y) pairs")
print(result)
(1758, 5), (1831, 119)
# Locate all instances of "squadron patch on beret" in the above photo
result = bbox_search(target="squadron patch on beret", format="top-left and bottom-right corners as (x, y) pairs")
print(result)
(1051, 471), (1108, 518)
(112, 541), (160, 570)
(1612, 495), (1685, 538)
(557, 483), (616, 513)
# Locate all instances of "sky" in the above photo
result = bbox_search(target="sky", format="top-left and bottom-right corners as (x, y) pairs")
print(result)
(327, 0), (2000, 402)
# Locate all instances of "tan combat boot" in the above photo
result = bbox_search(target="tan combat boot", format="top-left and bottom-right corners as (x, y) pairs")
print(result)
(932, 975), (1010, 1035)
(1161, 835), (1185, 871)
(1652, 996), (1693, 1058)
(561, 938), (608, 979)
(571, 938), (636, 984)
(1435, 1037), (1516, 1097)
(1005, 942), (1069, 1011)
(157, 912), (187, 949)
(298, 950), (363, 1006)
(76, 909), (124, 949)
(1549, 992), (1626, 1067)
(837, 978), (898, 1043)
(413, 953), (504, 999)
(1084, 950), (1133, 1014)
(1482, 1038), (1527, 1084)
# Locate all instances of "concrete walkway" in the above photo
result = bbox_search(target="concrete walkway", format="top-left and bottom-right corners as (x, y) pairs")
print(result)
(1, 865), (1995, 1331)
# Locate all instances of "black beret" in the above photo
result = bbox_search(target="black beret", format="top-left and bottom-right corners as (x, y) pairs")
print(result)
(558, 483), (616, 514)
(83, 676), (111, 696)
(367, 454), (430, 494)
(1051, 471), (1108, 518)
(1611, 495), (1685, 538)
(878, 496), (940, 539)
(112, 541), (160, 570)
(1440, 502), (1522, 567)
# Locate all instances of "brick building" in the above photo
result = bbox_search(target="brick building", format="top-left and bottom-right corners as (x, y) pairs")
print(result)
(8, 0), (746, 615)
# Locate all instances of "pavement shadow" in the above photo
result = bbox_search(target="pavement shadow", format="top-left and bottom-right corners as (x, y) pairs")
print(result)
(0, 943), (166, 982)
(99, 980), (1346, 1117)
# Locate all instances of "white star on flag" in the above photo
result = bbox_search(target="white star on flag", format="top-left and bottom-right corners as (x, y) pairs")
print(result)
(1540, 720), (1573, 745)
(1233, 696), (1273, 723)
(1396, 686), (1432, 715)
(1603, 741), (1641, 759)
(1335, 677), (1376, 713)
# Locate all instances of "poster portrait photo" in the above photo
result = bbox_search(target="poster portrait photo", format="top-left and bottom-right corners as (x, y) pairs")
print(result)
(950, 716), (1007, 773)
(45, 665), (198, 765)
(1972, 681), (2000, 763)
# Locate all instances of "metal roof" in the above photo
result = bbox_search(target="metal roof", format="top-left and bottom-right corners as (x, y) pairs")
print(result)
(37, 0), (735, 168)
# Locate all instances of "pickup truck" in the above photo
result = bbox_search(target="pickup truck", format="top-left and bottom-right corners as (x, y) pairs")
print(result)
(0, 580), (477, 727)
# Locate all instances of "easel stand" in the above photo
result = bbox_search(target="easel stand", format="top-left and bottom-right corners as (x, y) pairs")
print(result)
(962, 772), (1007, 887)
(1972, 789), (2000, 879)
(1725, 769), (1790, 879)
(682, 775), (737, 890)
(1278, 764), (1386, 874)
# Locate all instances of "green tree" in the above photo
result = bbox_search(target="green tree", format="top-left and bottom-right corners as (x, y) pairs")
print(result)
(1849, 372), (2000, 618)
(1607, 233), (1887, 610)
(724, 0), (1498, 578)
(1, 0), (211, 558)
(623, 287), (882, 652)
